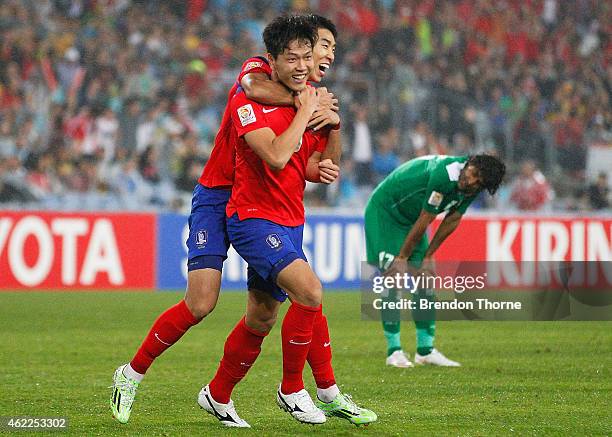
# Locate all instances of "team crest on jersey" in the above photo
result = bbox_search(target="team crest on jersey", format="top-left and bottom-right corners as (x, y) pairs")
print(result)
(428, 191), (444, 207)
(266, 233), (282, 249)
(244, 61), (263, 71)
(237, 104), (256, 126)
(196, 229), (208, 247)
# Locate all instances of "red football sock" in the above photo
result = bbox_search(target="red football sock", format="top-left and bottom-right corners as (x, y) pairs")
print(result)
(307, 311), (336, 389)
(281, 302), (321, 394)
(208, 317), (268, 403)
(130, 300), (199, 374)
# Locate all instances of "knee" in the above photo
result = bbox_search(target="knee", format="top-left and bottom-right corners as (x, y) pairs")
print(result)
(185, 298), (216, 321)
(297, 278), (323, 307)
(185, 268), (221, 320)
(246, 311), (277, 333)
(184, 287), (218, 320)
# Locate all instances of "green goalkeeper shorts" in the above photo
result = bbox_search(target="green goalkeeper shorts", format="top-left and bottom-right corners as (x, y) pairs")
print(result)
(364, 201), (428, 270)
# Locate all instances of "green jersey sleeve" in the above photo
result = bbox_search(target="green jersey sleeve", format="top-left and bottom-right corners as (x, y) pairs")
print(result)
(422, 163), (451, 215)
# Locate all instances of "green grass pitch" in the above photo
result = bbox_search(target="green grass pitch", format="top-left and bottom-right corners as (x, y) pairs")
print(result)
(1, 291), (610, 436)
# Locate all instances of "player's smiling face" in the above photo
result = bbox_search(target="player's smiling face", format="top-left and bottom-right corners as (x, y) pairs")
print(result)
(270, 39), (313, 92)
(310, 28), (336, 83)
(458, 165), (482, 195)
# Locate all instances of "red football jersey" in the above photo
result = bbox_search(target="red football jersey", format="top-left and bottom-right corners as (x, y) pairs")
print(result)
(198, 57), (272, 188)
(226, 90), (328, 226)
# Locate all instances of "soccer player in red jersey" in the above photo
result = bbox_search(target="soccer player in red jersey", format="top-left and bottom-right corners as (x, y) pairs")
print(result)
(110, 15), (344, 426)
(197, 16), (377, 427)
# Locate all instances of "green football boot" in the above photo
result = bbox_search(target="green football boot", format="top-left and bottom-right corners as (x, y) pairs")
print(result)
(110, 364), (140, 424)
(316, 392), (377, 426)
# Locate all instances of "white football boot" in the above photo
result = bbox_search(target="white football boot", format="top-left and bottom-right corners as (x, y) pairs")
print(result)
(276, 385), (326, 424)
(414, 348), (461, 367)
(197, 385), (251, 428)
(385, 350), (414, 368)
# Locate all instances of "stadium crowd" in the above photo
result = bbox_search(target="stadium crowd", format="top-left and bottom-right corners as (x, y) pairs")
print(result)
(0, 0), (610, 212)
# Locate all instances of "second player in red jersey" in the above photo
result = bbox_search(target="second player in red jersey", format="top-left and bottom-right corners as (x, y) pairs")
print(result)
(198, 57), (272, 188)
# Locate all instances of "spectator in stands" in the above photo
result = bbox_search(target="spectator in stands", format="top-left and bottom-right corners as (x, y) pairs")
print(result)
(554, 108), (587, 176)
(351, 106), (373, 186)
(372, 127), (400, 183)
(95, 107), (120, 163)
(0, 0), (610, 210)
(0, 157), (36, 203)
(112, 151), (153, 209)
(139, 145), (161, 184)
(0, 118), (17, 158)
(119, 98), (142, 152)
(25, 152), (60, 199)
(335, 158), (360, 207)
(588, 172), (610, 210)
(510, 160), (553, 211)
(409, 121), (429, 157)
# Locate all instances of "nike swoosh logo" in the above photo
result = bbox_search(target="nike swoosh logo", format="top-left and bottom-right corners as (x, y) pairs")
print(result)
(262, 108), (278, 113)
(278, 392), (304, 413)
(154, 333), (171, 346)
(323, 342), (331, 347)
(205, 393), (237, 423)
(240, 362), (252, 367)
(289, 339), (312, 345)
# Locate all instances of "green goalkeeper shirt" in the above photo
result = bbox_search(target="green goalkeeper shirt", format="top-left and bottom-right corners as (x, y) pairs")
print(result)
(368, 155), (477, 225)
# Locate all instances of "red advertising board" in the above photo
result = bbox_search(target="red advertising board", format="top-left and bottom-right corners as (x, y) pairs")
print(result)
(1, 211), (609, 291)
(433, 216), (612, 290)
(0, 211), (156, 290)
(434, 216), (612, 262)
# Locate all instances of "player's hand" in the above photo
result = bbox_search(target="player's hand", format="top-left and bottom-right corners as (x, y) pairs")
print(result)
(383, 256), (411, 278)
(316, 87), (339, 111)
(419, 257), (436, 278)
(308, 108), (340, 131)
(297, 87), (319, 118)
(318, 159), (339, 184)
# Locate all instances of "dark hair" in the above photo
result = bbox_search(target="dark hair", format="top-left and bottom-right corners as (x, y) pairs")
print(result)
(263, 15), (316, 59)
(306, 14), (338, 39)
(467, 154), (506, 195)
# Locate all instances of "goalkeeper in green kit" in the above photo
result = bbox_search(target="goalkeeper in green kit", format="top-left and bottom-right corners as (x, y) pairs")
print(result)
(364, 154), (505, 367)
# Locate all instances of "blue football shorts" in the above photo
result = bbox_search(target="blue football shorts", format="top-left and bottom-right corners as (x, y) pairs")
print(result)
(226, 213), (307, 302)
(185, 184), (231, 272)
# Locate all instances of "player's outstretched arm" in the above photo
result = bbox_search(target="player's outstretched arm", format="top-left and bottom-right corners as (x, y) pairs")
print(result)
(424, 210), (462, 259)
(241, 73), (295, 106)
(384, 209), (436, 277)
(320, 126), (341, 165)
(244, 88), (319, 170)
(242, 67), (341, 135)
(398, 209), (436, 259)
(311, 89), (342, 165)
(243, 72), (340, 121)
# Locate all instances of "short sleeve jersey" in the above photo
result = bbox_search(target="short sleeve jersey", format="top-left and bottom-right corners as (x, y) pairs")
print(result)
(368, 155), (476, 225)
(198, 57), (272, 188)
(226, 90), (328, 226)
